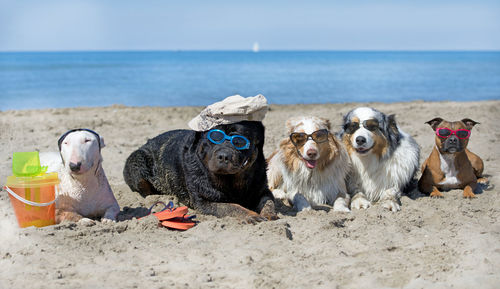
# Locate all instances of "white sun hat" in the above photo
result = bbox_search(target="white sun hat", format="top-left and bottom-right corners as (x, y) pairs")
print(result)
(188, 94), (269, 131)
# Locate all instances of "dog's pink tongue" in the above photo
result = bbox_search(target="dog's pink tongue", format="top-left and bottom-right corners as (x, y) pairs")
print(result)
(305, 159), (317, 169)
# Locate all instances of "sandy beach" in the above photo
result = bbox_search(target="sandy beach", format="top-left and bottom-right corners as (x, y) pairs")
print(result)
(1, 100), (499, 289)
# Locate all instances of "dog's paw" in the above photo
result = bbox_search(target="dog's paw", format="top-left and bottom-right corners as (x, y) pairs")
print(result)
(260, 212), (279, 220)
(463, 187), (476, 199)
(78, 218), (96, 227)
(244, 214), (268, 224)
(430, 190), (444, 198)
(272, 189), (287, 200)
(477, 177), (489, 185)
(351, 197), (371, 210)
(333, 198), (350, 212)
(101, 218), (116, 224)
(381, 199), (400, 212)
(333, 205), (350, 213)
(260, 207), (279, 221)
(260, 207), (279, 220)
(259, 199), (278, 220)
(296, 205), (312, 212)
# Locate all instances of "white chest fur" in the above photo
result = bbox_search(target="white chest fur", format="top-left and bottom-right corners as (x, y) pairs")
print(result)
(348, 130), (419, 202)
(438, 150), (460, 188)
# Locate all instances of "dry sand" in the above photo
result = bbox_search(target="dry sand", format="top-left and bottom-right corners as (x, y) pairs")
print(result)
(1, 100), (499, 289)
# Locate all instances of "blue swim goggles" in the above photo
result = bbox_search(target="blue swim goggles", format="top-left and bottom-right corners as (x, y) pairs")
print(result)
(207, 129), (250, 150)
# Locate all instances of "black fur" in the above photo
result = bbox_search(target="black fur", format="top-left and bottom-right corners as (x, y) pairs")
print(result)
(123, 121), (275, 219)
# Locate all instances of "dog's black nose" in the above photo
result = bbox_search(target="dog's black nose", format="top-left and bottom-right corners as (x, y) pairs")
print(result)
(216, 151), (231, 164)
(69, 162), (82, 172)
(356, 136), (366, 145)
(448, 136), (458, 144)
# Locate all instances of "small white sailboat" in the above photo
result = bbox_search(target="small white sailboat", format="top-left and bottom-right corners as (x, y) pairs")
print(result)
(252, 42), (259, 53)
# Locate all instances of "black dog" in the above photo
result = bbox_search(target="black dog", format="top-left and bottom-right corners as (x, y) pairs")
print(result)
(123, 121), (277, 222)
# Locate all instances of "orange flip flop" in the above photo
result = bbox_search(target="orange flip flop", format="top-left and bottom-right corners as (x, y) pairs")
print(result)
(153, 206), (188, 221)
(161, 216), (196, 231)
(146, 201), (197, 231)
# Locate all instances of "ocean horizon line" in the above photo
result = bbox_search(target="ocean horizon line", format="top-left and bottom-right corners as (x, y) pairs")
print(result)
(1, 49), (500, 54)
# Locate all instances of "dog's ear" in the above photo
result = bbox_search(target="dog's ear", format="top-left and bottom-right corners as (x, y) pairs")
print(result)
(319, 117), (331, 130)
(285, 117), (301, 133)
(192, 131), (205, 157)
(328, 134), (339, 156)
(425, 117), (443, 131)
(99, 136), (106, 148)
(192, 131), (202, 147)
(387, 114), (400, 144)
(461, 118), (480, 130)
(254, 122), (265, 148)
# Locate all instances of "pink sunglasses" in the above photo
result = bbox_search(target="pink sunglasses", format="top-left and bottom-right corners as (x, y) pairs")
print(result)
(435, 128), (471, 139)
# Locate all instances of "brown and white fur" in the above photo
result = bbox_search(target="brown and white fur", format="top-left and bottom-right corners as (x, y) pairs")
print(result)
(40, 130), (120, 224)
(418, 118), (487, 198)
(267, 116), (350, 212)
(339, 107), (419, 212)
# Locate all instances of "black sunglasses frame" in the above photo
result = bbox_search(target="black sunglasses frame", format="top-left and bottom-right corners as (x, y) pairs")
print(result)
(344, 119), (380, 134)
(290, 129), (329, 147)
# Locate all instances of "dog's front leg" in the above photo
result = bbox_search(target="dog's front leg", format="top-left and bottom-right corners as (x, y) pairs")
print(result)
(194, 199), (267, 224)
(332, 183), (350, 212)
(187, 181), (266, 223)
(271, 188), (287, 200)
(257, 194), (278, 220)
(333, 193), (351, 212)
(291, 193), (312, 212)
(102, 204), (120, 223)
(463, 182), (477, 198)
(347, 175), (370, 210)
(419, 178), (444, 198)
(380, 188), (401, 212)
(429, 186), (444, 198)
(350, 192), (371, 210)
(56, 209), (95, 226)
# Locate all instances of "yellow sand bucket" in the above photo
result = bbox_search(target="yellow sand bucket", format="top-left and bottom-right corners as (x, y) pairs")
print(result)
(4, 152), (59, 228)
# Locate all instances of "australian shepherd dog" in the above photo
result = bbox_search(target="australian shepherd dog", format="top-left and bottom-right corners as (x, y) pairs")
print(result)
(267, 116), (350, 212)
(339, 107), (420, 211)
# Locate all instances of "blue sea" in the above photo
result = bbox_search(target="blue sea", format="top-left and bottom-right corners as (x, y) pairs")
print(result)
(1, 51), (499, 110)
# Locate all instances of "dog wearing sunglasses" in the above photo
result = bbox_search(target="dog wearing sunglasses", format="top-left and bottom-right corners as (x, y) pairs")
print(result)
(267, 116), (350, 212)
(418, 118), (487, 198)
(123, 121), (277, 223)
(339, 107), (419, 211)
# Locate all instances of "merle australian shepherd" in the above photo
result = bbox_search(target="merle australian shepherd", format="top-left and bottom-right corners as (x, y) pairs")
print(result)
(339, 107), (419, 211)
(267, 116), (350, 212)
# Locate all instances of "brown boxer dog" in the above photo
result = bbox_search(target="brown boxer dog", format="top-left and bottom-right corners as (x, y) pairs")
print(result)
(418, 118), (488, 198)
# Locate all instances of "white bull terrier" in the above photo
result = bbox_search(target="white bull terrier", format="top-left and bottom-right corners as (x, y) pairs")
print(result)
(40, 129), (120, 225)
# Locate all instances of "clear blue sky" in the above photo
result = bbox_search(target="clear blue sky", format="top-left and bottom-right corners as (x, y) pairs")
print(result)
(1, 0), (499, 51)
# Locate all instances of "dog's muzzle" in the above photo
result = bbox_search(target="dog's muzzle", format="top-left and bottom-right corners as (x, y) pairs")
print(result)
(69, 162), (82, 172)
(443, 136), (463, 153)
(209, 147), (246, 175)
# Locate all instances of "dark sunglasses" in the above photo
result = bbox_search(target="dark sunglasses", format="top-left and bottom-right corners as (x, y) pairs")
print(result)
(344, 119), (379, 134)
(290, 129), (329, 147)
(435, 128), (471, 139)
(207, 129), (250, 150)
